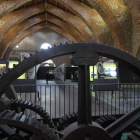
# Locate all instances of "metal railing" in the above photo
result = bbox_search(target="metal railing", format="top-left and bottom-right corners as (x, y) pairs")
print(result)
(12, 83), (140, 118)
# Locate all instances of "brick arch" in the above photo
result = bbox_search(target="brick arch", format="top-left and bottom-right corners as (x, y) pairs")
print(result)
(0, 2), (91, 46)
(8, 23), (47, 59)
(0, 14), (77, 58)
(0, 3), (45, 43)
(124, 0), (140, 56)
(6, 23), (72, 67)
(47, 3), (94, 42)
(86, 0), (129, 51)
(3, 22), (74, 59)
(0, 0), (32, 19)
(46, 22), (74, 42)
(5, 22), (74, 59)
(57, 0), (113, 44)
(47, 14), (84, 42)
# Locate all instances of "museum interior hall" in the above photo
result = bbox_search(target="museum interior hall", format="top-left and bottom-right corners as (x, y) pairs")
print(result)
(0, 0), (140, 140)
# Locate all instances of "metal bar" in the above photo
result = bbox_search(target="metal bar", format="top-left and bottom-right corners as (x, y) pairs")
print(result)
(73, 85), (74, 112)
(127, 84), (128, 113)
(119, 85), (120, 114)
(115, 85), (116, 115)
(6, 50), (37, 52)
(130, 84), (131, 111)
(134, 84), (135, 108)
(99, 86), (100, 116)
(20, 86), (21, 99)
(107, 89), (108, 115)
(64, 85), (65, 116)
(69, 85), (70, 114)
(50, 85), (51, 117)
(45, 85), (46, 111)
(138, 84), (140, 105)
(95, 85), (96, 116)
(123, 84), (124, 114)
(40, 85), (42, 119)
(111, 85), (112, 115)
(103, 88), (104, 116)
(55, 85), (56, 118)
(59, 85), (60, 118)
(30, 86), (31, 115)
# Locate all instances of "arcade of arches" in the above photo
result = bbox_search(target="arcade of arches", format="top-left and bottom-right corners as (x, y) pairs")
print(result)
(0, 0), (140, 66)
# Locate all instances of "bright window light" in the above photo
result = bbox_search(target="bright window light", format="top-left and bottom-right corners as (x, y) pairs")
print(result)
(16, 45), (19, 48)
(41, 43), (51, 50)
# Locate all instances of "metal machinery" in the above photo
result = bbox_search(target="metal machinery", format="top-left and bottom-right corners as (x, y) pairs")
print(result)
(0, 42), (140, 139)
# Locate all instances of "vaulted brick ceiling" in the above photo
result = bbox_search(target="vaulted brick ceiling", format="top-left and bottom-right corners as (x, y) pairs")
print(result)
(0, 0), (140, 66)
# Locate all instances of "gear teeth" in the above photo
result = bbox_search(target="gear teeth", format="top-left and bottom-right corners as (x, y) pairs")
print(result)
(127, 127), (140, 140)
(77, 41), (80, 43)
(28, 116), (33, 125)
(18, 99), (22, 103)
(20, 114), (26, 122)
(16, 112), (23, 121)
(94, 42), (98, 44)
(83, 41), (86, 43)
(10, 99), (14, 103)
(95, 115), (117, 128)
(11, 113), (18, 120)
(55, 133), (61, 140)
(25, 115), (30, 123)
(88, 41), (92, 43)
(71, 41), (75, 44)
(0, 110), (10, 117)
(45, 124), (50, 135)
(32, 117), (37, 126)
(8, 110), (16, 119)
(0, 110), (51, 139)
(24, 100), (28, 105)
(10, 99), (53, 127)
(35, 120), (40, 129)
(65, 42), (69, 44)
(49, 128), (55, 139)
(40, 120), (44, 130)
(28, 101), (32, 106)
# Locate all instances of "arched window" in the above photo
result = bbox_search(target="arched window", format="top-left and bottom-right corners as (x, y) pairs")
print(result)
(41, 43), (51, 50)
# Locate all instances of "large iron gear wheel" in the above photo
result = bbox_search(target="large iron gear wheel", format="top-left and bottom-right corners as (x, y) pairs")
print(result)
(57, 113), (117, 131)
(0, 110), (60, 140)
(1, 42), (140, 95)
(10, 99), (54, 128)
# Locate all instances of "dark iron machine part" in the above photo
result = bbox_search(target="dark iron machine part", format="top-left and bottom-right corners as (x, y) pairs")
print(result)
(1, 42), (140, 139)
(60, 49), (111, 140)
